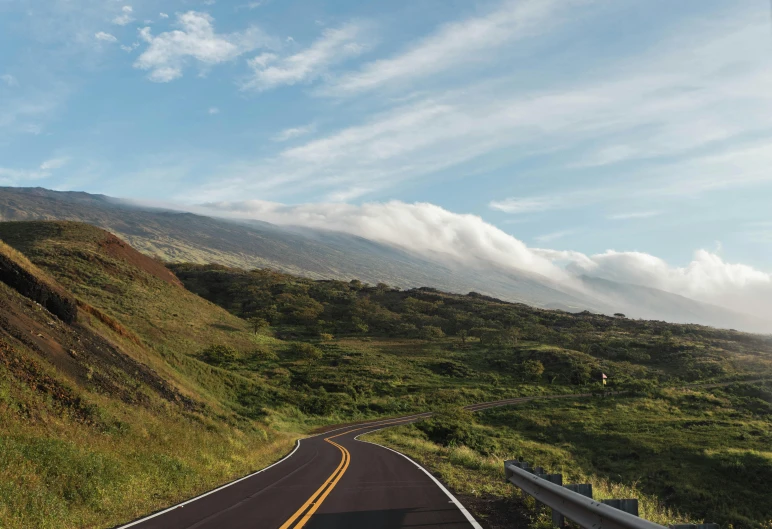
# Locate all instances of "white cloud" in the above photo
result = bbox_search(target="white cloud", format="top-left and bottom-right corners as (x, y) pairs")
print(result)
(324, 0), (571, 95)
(208, 107), (220, 114)
(0, 157), (68, 185)
(113, 5), (134, 26)
(120, 42), (140, 52)
(134, 11), (274, 82)
(196, 199), (772, 320)
(491, 196), (570, 214)
(242, 23), (368, 91)
(1, 74), (18, 87)
(159, 12), (169, 19)
(95, 31), (118, 43)
(187, 5), (772, 207)
(555, 248), (772, 317)
(39, 157), (69, 171)
(273, 123), (316, 142)
(200, 200), (568, 279)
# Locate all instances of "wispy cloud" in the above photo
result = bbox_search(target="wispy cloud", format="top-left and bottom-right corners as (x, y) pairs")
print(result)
(95, 31), (118, 43)
(112, 5), (134, 26)
(322, 0), (572, 96)
(273, 123), (316, 142)
(0, 157), (68, 185)
(1, 74), (18, 87)
(183, 4), (772, 206)
(242, 23), (368, 91)
(490, 196), (569, 214)
(208, 107), (220, 114)
(134, 11), (274, 82)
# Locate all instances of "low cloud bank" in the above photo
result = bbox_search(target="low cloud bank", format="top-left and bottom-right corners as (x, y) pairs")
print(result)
(199, 199), (772, 321)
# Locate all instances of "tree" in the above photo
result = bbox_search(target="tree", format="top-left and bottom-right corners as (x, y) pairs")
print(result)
(457, 329), (468, 344)
(521, 360), (544, 381)
(614, 313), (626, 319)
(248, 316), (269, 334)
(420, 325), (445, 340)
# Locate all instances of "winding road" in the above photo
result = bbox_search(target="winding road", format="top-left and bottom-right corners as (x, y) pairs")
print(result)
(116, 382), (765, 529)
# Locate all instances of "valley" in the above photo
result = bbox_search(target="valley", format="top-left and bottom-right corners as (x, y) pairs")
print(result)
(0, 220), (770, 528)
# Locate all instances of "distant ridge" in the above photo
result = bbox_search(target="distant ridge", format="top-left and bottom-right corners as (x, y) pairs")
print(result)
(1, 186), (769, 333)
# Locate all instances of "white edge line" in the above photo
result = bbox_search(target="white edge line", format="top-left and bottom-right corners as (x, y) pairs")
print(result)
(113, 439), (303, 529)
(355, 429), (484, 529)
(111, 413), (432, 528)
(306, 412), (433, 438)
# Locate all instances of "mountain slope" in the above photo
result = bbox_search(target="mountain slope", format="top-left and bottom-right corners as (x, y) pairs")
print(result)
(0, 186), (768, 332)
(0, 186), (592, 310)
(0, 224), (298, 529)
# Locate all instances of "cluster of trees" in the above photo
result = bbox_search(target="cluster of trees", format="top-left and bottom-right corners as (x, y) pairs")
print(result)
(172, 264), (770, 385)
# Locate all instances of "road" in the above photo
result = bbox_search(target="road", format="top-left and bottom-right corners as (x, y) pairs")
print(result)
(116, 381), (769, 529)
(117, 412), (484, 529)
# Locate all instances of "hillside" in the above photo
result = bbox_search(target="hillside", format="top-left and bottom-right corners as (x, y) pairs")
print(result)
(2, 186), (767, 333)
(0, 224), (299, 529)
(1, 221), (771, 528)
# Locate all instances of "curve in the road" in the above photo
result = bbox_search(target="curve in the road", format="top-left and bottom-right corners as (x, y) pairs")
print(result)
(115, 394), (600, 529)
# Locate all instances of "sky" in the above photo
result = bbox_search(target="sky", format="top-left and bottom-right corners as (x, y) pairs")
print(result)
(1, 0), (772, 315)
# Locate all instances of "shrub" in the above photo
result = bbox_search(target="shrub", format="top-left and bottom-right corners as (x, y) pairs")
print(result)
(289, 342), (323, 361)
(420, 326), (445, 340)
(521, 359), (544, 380)
(200, 344), (238, 366)
(417, 408), (499, 455)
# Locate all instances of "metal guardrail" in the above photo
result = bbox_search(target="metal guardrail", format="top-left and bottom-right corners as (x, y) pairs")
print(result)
(504, 460), (719, 529)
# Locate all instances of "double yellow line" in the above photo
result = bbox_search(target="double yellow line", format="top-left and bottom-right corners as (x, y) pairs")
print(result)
(278, 416), (418, 529)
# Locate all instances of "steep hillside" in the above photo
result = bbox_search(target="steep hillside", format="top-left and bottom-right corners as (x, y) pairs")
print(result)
(0, 223), (303, 529)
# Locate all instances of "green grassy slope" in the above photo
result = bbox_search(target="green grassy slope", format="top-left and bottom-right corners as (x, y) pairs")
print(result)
(0, 229), (298, 529)
(366, 385), (772, 529)
(2, 221), (771, 528)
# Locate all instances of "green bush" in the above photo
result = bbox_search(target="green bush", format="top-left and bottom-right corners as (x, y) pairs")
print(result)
(200, 345), (238, 366)
(416, 408), (498, 455)
(289, 342), (323, 361)
(420, 326), (445, 340)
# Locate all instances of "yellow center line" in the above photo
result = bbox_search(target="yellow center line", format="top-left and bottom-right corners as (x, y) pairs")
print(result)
(276, 416), (417, 529)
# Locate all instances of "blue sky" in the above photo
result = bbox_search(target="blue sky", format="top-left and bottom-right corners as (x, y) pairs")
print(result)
(1, 0), (772, 310)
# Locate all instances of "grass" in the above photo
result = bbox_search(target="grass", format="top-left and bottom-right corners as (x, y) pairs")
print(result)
(1, 221), (771, 528)
(365, 385), (772, 528)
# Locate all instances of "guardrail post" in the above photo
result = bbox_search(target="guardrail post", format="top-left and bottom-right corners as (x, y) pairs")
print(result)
(534, 466), (545, 475)
(670, 524), (720, 529)
(504, 460), (517, 480)
(564, 483), (593, 498)
(546, 474), (564, 528)
(602, 499), (639, 516)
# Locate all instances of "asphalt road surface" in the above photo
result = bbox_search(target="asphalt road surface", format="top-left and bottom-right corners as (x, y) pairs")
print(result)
(117, 382), (762, 529)
(117, 413), (484, 529)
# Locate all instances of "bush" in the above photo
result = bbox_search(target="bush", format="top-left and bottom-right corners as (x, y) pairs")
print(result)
(200, 345), (238, 366)
(429, 361), (473, 378)
(289, 342), (323, 361)
(420, 326), (445, 340)
(250, 347), (279, 362)
(417, 408), (498, 455)
(521, 359), (544, 380)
